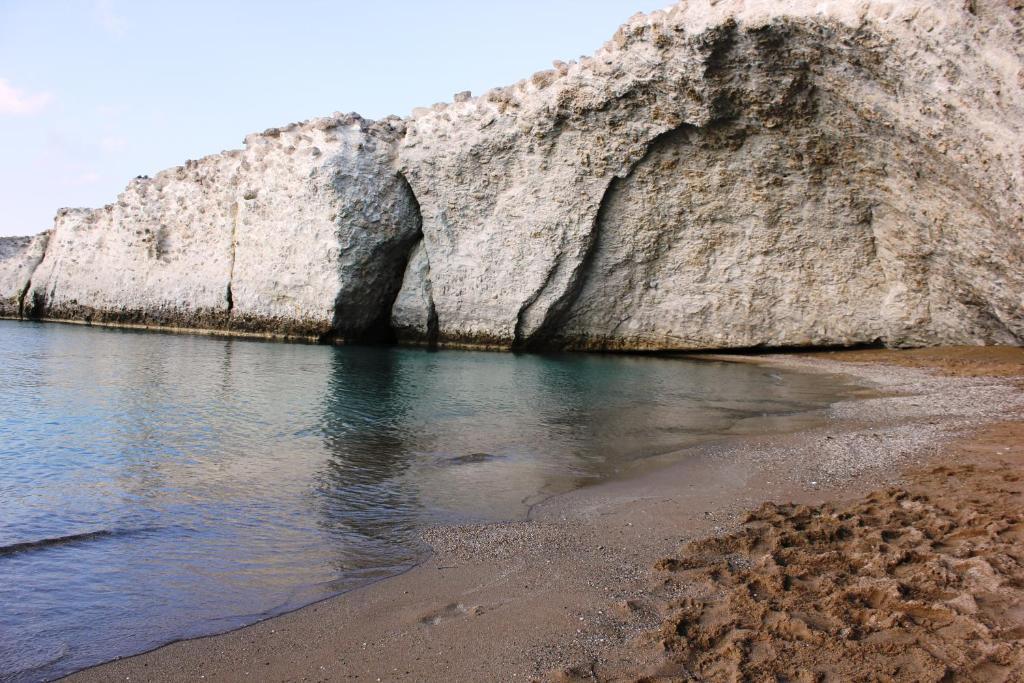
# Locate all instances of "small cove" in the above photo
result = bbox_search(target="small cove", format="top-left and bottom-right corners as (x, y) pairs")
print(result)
(0, 320), (863, 681)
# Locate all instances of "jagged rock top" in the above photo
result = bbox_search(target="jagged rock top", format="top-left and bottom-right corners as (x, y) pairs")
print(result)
(8, 0), (1022, 235)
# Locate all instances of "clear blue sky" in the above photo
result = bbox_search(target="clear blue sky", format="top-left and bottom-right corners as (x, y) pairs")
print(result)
(0, 0), (664, 237)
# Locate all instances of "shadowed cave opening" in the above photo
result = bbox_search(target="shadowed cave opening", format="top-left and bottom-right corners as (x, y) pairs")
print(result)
(321, 171), (428, 347)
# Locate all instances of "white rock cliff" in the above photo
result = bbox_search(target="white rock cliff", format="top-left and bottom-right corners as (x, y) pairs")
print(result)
(9, 114), (418, 340)
(2, 0), (1022, 349)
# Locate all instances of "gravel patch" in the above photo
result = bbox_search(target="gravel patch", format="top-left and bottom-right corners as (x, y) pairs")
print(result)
(716, 356), (1024, 490)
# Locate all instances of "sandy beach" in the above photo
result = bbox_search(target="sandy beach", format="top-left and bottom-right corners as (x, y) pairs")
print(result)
(66, 347), (1024, 682)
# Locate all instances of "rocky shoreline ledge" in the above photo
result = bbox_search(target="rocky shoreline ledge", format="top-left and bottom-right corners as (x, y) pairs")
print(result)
(3, 0), (1023, 351)
(65, 347), (1024, 682)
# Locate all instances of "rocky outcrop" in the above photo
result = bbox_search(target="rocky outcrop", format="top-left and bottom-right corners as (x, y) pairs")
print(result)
(395, 0), (1024, 350)
(6, 0), (1024, 349)
(0, 232), (49, 318)
(21, 115), (420, 340)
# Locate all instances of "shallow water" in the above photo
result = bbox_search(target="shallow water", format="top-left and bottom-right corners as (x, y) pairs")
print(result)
(0, 320), (858, 680)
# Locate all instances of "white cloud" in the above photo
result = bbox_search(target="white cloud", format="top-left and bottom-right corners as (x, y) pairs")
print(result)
(94, 0), (128, 36)
(0, 78), (54, 115)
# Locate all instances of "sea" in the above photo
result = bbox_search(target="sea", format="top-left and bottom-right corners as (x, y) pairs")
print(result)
(0, 320), (857, 680)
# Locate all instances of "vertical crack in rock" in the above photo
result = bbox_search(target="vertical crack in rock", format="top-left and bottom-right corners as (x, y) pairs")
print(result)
(24, 237), (50, 319)
(414, 234), (440, 347)
(226, 201), (239, 318)
(388, 174), (438, 347)
(511, 242), (568, 348)
(389, 234), (439, 347)
(510, 179), (622, 349)
(516, 125), (694, 350)
(510, 207), (596, 349)
(1, 231), (51, 320)
(17, 280), (32, 319)
(425, 284), (439, 347)
(24, 277), (52, 321)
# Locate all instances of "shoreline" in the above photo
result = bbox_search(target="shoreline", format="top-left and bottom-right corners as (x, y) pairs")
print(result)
(64, 347), (1024, 681)
(0, 315), (893, 355)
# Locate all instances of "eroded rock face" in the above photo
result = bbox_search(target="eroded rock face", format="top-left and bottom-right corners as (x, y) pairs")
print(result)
(24, 114), (420, 339)
(9, 0), (1024, 349)
(395, 0), (1024, 349)
(0, 233), (49, 318)
(554, 92), (1020, 349)
(554, 117), (888, 350)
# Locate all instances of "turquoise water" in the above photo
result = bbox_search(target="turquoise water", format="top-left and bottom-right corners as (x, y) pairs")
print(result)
(0, 320), (856, 680)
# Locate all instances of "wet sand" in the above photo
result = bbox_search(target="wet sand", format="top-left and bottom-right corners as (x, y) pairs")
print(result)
(66, 347), (1024, 682)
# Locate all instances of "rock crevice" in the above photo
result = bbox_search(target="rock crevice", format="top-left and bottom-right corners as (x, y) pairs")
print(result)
(391, 235), (439, 347)
(0, 232), (50, 320)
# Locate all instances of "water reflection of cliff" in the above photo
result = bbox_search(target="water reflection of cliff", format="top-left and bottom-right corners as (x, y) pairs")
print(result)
(313, 347), (424, 570)
(313, 349), (862, 529)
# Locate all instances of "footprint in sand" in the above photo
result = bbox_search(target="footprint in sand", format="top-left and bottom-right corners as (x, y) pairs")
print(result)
(419, 602), (491, 625)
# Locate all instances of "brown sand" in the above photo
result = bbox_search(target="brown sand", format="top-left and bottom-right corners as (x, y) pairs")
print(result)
(65, 347), (1024, 682)
(582, 421), (1024, 682)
